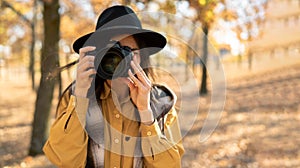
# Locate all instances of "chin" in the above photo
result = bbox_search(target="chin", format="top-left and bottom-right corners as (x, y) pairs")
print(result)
(114, 77), (129, 85)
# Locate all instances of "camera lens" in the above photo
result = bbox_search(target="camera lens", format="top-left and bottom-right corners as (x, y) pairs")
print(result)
(93, 41), (133, 79)
(100, 51), (123, 75)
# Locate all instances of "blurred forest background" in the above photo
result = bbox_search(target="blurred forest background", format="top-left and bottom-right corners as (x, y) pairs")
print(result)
(1, 0), (300, 167)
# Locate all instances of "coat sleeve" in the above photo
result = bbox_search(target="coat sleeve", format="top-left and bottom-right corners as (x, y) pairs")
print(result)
(43, 90), (89, 167)
(140, 108), (185, 168)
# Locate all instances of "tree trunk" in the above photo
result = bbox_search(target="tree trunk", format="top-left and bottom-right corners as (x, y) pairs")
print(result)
(30, 0), (37, 91)
(29, 0), (60, 156)
(200, 25), (208, 95)
(248, 52), (253, 70)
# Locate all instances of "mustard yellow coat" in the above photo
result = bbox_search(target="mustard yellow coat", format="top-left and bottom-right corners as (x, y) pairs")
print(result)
(43, 83), (184, 168)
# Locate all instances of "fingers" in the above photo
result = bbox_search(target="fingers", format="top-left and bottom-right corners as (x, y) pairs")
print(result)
(83, 69), (96, 80)
(79, 46), (96, 60)
(77, 56), (95, 72)
(129, 55), (151, 88)
(76, 60), (96, 85)
(77, 69), (96, 82)
(128, 69), (144, 89)
(127, 78), (136, 92)
(76, 47), (97, 91)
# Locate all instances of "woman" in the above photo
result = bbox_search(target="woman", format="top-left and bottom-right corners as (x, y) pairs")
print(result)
(43, 5), (184, 168)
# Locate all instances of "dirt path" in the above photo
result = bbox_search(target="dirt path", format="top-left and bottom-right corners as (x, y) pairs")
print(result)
(182, 64), (300, 168)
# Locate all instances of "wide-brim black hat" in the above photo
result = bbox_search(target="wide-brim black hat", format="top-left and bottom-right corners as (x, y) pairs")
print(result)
(73, 5), (167, 55)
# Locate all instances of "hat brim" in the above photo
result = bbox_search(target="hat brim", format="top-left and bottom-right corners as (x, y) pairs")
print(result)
(73, 27), (167, 55)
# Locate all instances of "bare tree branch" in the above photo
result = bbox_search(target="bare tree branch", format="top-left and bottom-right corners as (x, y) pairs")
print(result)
(2, 0), (33, 27)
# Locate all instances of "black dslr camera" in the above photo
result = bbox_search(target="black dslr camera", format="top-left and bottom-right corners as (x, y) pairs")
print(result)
(87, 41), (133, 79)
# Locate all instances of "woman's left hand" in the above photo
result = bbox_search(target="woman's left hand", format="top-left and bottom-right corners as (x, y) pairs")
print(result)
(127, 55), (154, 124)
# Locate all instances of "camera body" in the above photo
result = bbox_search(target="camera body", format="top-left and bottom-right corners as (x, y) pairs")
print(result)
(87, 41), (133, 79)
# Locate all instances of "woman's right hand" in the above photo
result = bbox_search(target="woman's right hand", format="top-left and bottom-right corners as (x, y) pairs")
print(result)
(74, 46), (97, 97)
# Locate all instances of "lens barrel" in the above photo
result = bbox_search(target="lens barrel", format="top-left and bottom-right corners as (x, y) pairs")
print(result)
(89, 42), (133, 79)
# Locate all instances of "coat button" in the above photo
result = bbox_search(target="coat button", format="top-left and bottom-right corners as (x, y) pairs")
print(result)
(114, 138), (119, 144)
(115, 114), (120, 118)
(147, 131), (152, 136)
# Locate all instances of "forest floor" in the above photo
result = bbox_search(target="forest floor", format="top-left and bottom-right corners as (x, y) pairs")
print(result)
(1, 53), (300, 168)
